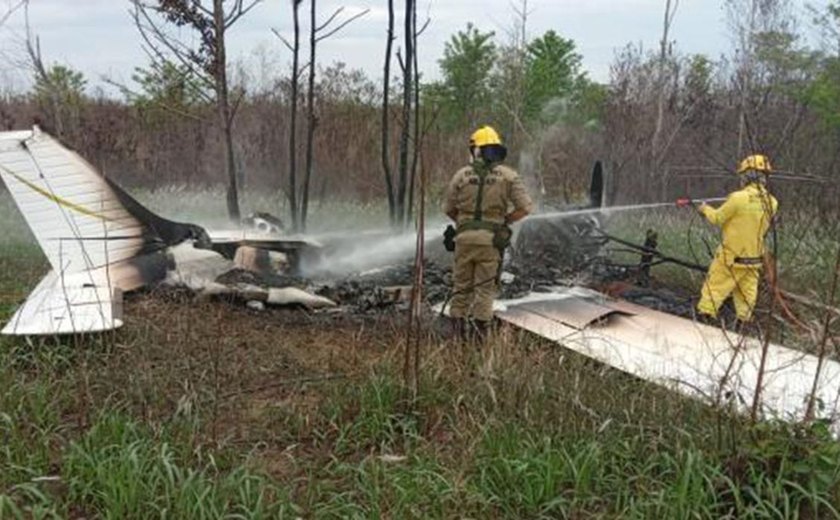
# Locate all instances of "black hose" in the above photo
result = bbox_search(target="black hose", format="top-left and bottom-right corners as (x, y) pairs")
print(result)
(595, 230), (707, 272)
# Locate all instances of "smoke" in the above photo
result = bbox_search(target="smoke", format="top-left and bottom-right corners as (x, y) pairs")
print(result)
(301, 221), (449, 278)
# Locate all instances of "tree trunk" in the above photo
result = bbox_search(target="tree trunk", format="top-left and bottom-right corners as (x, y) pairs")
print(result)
(288, 0), (301, 230)
(396, 0), (414, 227)
(406, 4), (420, 224)
(213, 0), (240, 221)
(301, 0), (317, 231)
(651, 0), (673, 178)
(382, 0), (396, 225)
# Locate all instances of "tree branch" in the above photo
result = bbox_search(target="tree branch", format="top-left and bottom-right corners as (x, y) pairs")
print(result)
(315, 9), (369, 42)
(415, 16), (431, 37)
(103, 77), (207, 121)
(0, 0), (26, 28)
(271, 27), (295, 52)
(131, 2), (214, 91)
(225, 0), (262, 29)
(316, 6), (344, 32)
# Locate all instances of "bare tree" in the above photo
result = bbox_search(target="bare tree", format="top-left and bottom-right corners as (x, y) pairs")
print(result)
(395, 0), (416, 227)
(279, 0), (303, 230)
(300, 4), (368, 231)
(726, 0), (795, 155)
(131, 0), (261, 221)
(651, 0), (679, 165)
(382, 0), (396, 224)
(404, 132), (426, 399)
(406, 10), (431, 223)
(496, 0), (532, 148)
(302, 0), (317, 232)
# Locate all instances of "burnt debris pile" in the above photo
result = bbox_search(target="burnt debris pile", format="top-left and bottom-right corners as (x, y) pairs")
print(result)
(202, 214), (699, 318)
(316, 261), (450, 312)
(501, 215), (607, 298)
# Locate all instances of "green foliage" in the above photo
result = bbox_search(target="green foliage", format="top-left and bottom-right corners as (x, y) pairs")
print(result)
(432, 23), (497, 130)
(33, 64), (86, 110)
(523, 30), (586, 124)
(685, 54), (713, 103)
(753, 30), (821, 89)
(470, 423), (728, 518)
(0, 377), (65, 490)
(806, 58), (840, 129)
(308, 456), (458, 518)
(731, 420), (840, 514)
(325, 372), (419, 455)
(803, 2), (840, 129)
(129, 60), (205, 114)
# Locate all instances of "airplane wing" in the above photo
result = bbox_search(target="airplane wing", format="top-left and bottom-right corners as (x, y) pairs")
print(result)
(2, 270), (123, 335)
(206, 229), (322, 258)
(492, 287), (840, 430)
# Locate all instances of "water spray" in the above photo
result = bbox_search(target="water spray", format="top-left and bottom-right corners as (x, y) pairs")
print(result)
(304, 197), (730, 278)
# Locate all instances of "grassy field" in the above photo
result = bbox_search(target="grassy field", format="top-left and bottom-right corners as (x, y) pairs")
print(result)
(2, 191), (840, 518)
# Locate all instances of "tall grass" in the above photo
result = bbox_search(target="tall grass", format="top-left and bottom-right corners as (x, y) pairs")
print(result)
(62, 412), (293, 519)
(0, 409), (296, 519)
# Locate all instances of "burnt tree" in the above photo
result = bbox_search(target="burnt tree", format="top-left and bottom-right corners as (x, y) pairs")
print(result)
(395, 0), (416, 227)
(381, 0), (396, 224)
(300, 4), (368, 231)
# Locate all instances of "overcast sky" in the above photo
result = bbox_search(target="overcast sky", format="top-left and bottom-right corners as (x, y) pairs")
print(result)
(0, 0), (829, 94)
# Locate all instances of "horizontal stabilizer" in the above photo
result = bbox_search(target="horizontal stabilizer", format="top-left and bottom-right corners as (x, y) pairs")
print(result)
(2, 271), (123, 335)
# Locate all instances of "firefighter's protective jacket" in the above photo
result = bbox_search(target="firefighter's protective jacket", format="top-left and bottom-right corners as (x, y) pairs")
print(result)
(443, 161), (534, 246)
(700, 183), (778, 264)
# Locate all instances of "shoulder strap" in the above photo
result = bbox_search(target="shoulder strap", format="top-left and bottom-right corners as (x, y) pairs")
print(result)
(472, 162), (492, 222)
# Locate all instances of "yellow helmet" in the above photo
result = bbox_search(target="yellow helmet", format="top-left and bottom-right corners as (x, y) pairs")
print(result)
(469, 126), (502, 148)
(737, 154), (772, 175)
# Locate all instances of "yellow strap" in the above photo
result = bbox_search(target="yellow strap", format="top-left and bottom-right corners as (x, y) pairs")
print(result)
(1, 166), (111, 222)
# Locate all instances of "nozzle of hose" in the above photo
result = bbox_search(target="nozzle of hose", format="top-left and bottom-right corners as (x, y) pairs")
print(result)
(675, 197), (694, 208)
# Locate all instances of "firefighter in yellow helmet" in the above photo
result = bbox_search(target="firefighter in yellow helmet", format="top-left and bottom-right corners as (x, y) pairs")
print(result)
(696, 154), (779, 323)
(443, 126), (534, 342)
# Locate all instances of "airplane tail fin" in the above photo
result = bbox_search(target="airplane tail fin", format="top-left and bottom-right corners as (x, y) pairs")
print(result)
(0, 127), (204, 273)
(0, 127), (155, 274)
(0, 127), (198, 335)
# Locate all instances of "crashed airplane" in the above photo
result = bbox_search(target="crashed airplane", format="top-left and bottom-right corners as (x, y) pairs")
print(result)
(0, 127), (333, 335)
(2, 126), (840, 431)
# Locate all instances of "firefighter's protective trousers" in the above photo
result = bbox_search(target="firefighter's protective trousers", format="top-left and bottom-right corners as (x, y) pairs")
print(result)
(697, 254), (761, 321)
(450, 243), (500, 321)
